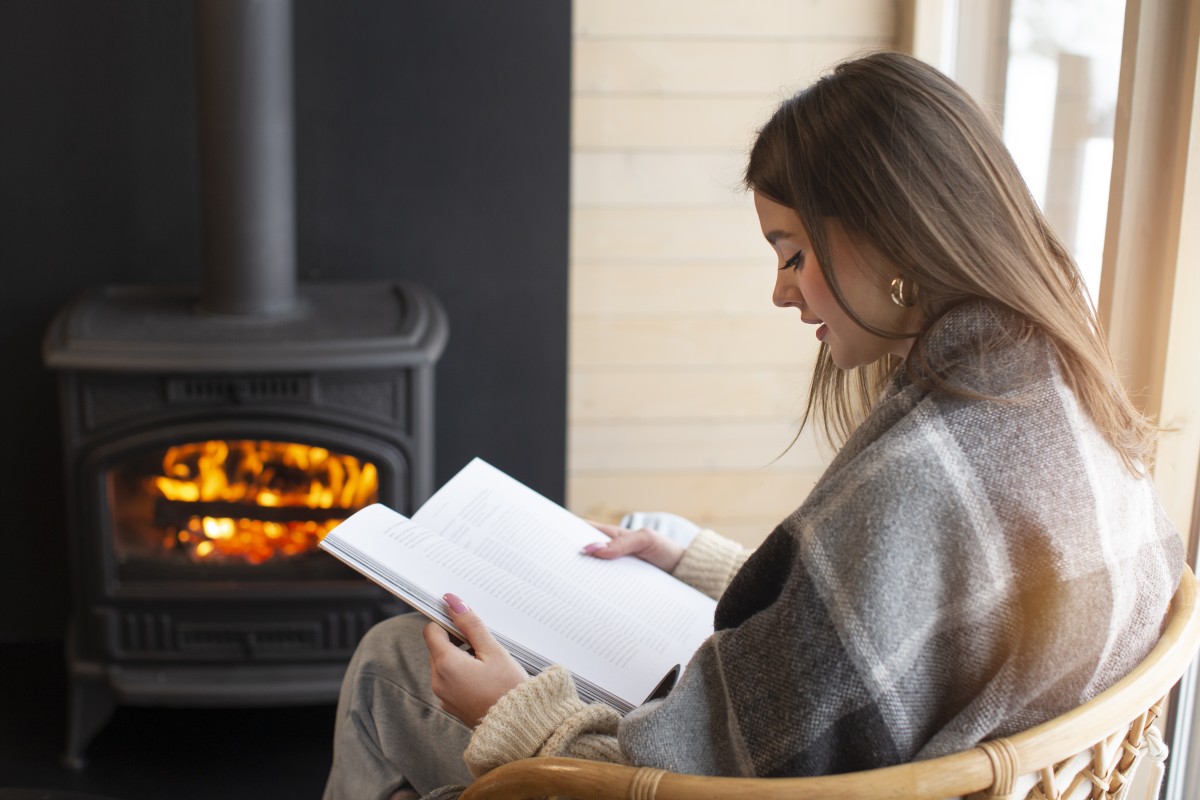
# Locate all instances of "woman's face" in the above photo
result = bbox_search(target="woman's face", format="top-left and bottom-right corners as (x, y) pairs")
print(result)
(753, 192), (920, 370)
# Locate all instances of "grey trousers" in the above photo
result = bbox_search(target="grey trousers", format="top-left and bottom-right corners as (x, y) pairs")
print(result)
(323, 613), (476, 800)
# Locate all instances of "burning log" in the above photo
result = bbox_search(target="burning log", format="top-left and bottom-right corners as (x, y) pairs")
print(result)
(154, 498), (351, 528)
(144, 439), (379, 563)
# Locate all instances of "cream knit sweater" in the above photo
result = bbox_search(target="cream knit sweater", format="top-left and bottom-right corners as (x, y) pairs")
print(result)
(462, 527), (751, 776)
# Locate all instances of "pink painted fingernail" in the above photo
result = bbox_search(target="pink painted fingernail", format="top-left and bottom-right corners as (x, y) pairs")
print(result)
(444, 593), (470, 614)
(582, 542), (606, 554)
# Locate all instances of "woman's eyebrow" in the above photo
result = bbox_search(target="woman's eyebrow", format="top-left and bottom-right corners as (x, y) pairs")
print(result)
(764, 229), (792, 245)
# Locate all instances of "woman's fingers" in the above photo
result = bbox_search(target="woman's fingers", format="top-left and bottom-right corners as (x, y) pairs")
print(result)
(423, 594), (529, 728)
(584, 526), (654, 558)
(441, 593), (500, 655)
(582, 524), (685, 573)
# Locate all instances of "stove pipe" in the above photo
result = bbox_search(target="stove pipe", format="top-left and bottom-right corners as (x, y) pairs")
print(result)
(195, 0), (297, 316)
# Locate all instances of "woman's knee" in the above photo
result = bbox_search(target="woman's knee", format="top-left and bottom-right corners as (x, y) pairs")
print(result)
(348, 612), (432, 684)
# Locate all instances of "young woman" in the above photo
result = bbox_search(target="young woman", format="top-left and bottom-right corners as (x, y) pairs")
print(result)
(323, 51), (1184, 800)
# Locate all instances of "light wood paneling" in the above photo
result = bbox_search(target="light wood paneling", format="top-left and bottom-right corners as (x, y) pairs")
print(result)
(568, 470), (824, 548)
(573, 95), (782, 151)
(572, 152), (751, 207)
(570, 263), (774, 316)
(570, 368), (810, 421)
(572, 207), (765, 263)
(568, 0), (895, 549)
(575, 0), (895, 39)
(570, 315), (818, 368)
(569, 420), (831, 471)
(569, 470), (822, 518)
(574, 40), (878, 95)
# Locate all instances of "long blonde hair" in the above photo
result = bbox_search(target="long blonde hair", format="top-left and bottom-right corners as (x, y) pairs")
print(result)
(744, 50), (1155, 471)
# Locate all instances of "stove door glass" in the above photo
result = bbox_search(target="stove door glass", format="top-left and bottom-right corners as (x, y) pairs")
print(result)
(108, 439), (380, 580)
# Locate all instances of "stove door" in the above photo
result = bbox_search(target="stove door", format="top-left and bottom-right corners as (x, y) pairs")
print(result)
(82, 420), (408, 588)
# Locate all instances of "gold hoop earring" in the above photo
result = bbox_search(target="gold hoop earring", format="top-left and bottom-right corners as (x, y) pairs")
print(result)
(890, 276), (917, 307)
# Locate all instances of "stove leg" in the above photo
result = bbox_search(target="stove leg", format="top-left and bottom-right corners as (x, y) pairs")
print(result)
(61, 667), (116, 770)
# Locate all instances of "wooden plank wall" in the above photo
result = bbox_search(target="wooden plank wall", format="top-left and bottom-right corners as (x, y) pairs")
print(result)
(567, 0), (897, 547)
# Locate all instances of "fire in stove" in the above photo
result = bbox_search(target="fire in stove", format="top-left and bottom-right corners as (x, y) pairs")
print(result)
(111, 440), (379, 566)
(153, 440), (379, 563)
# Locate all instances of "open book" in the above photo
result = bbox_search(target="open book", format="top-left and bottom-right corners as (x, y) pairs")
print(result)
(319, 458), (717, 714)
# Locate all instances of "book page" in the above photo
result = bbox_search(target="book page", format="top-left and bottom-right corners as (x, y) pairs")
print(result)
(321, 458), (717, 711)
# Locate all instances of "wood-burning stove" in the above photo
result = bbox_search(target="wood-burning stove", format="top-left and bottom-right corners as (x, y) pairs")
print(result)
(43, 280), (446, 767)
(41, 0), (448, 767)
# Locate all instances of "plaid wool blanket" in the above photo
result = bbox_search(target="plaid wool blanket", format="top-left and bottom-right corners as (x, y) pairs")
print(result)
(617, 301), (1185, 777)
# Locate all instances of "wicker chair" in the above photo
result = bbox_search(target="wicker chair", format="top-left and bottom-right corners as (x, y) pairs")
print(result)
(460, 566), (1200, 800)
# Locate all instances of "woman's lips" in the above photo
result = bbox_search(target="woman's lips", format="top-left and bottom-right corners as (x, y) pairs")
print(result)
(803, 317), (828, 343)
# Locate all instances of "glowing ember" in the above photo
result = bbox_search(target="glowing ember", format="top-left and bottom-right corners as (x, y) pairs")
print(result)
(150, 440), (378, 564)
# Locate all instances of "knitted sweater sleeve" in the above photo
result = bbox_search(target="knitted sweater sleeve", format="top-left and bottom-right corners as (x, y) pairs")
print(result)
(463, 528), (752, 776)
(464, 665), (624, 776)
(671, 528), (753, 599)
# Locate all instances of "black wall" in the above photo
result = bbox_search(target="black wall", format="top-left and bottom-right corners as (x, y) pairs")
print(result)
(0, 1), (571, 639)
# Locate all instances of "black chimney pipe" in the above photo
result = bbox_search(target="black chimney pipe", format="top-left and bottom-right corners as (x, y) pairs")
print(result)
(195, 0), (297, 315)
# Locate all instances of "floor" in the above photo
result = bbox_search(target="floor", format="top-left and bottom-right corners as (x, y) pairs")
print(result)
(0, 640), (337, 800)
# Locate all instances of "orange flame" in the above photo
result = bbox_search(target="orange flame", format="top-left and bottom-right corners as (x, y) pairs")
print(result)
(151, 440), (378, 564)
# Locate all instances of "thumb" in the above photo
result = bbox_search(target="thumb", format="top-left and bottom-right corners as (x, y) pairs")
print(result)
(443, 593), (502, 656)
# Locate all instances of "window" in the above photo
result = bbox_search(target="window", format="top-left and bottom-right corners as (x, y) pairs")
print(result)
(941, 0), (1127, 301)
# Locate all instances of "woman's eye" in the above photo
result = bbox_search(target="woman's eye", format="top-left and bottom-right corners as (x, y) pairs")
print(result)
(781, 250), (804, 271)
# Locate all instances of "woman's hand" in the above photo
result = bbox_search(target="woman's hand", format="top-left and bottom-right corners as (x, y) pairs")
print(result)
(583, 522), (685, 573)
(423, 593), (528, 728)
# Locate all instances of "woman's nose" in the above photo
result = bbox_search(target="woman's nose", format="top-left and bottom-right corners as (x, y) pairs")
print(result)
(773, 270), (799, 308)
